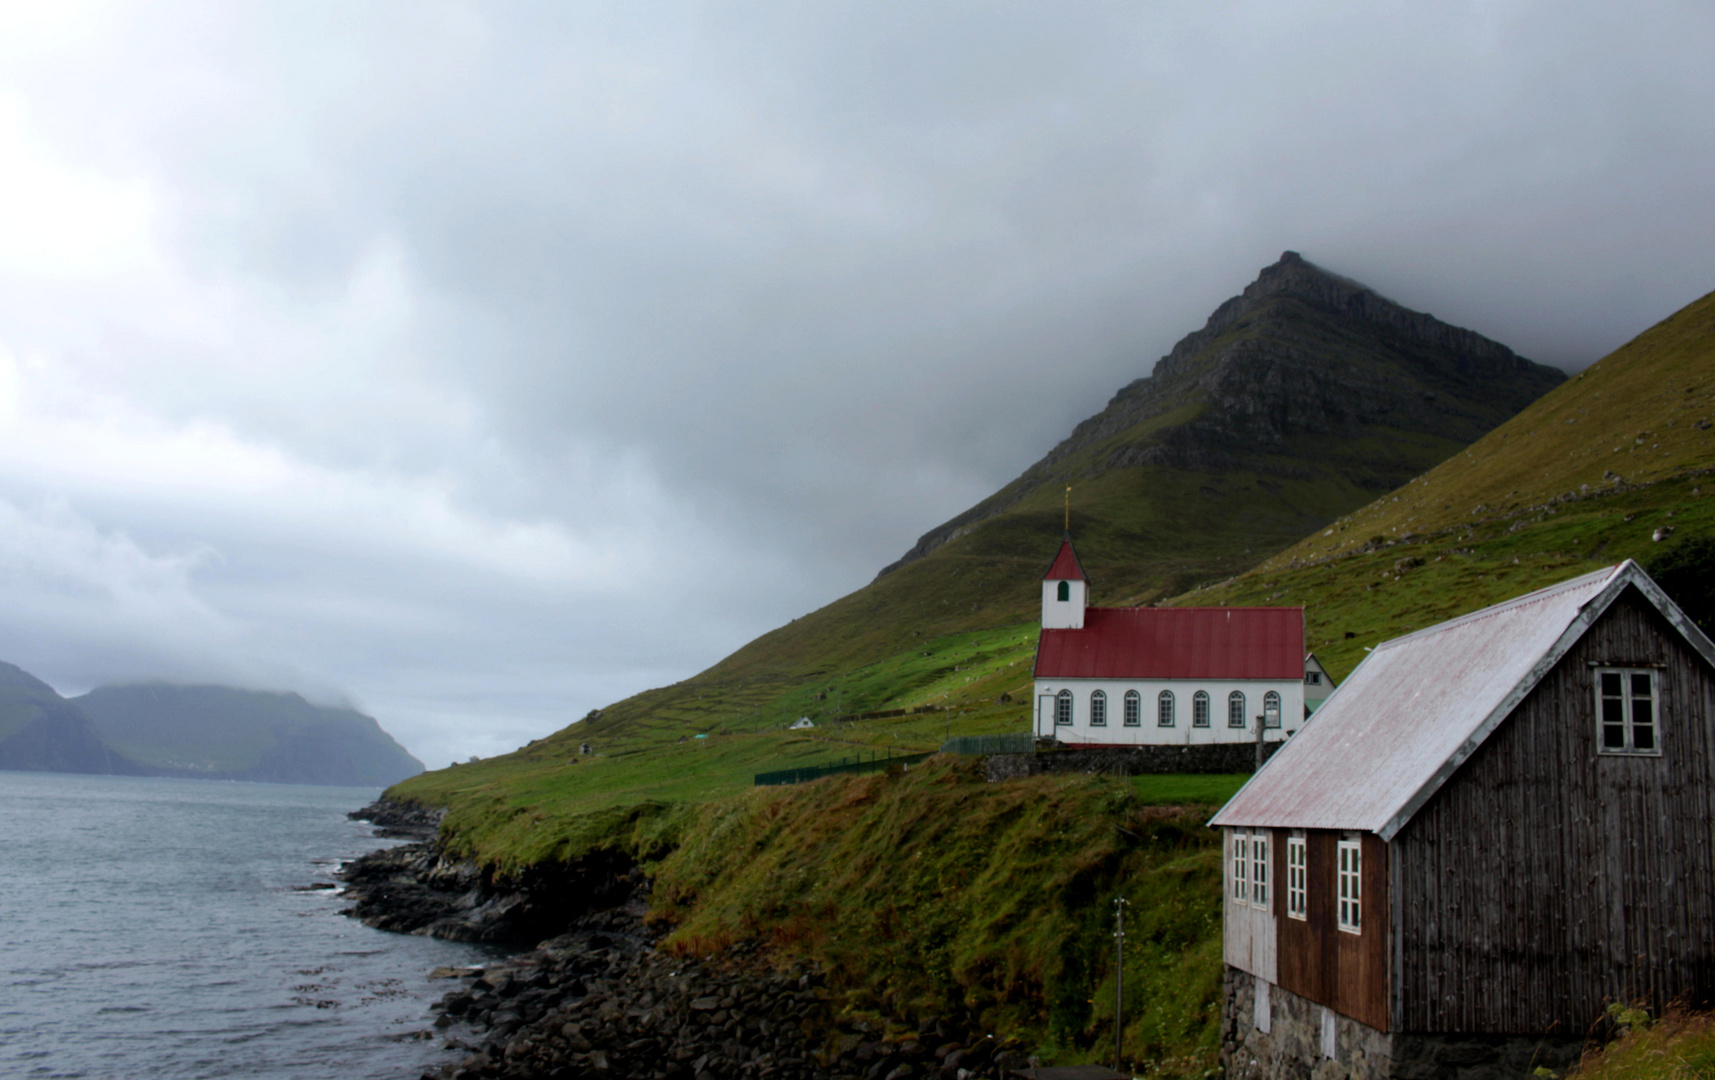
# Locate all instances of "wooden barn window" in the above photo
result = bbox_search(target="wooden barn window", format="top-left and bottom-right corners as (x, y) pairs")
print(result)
(1158, 690), (1176, 727)
(1228, 691), (1246, 728)
(1193, 690), (1211, 728)
(1123, 690), (1141, 727)
(1055, 690), (1073, 727)
(1090, 690), (1107, 727)
(1286, 834), (1307, 920)
(1232, 833), (1249, 901)
(1337, 838), (1361, 933)
(1596, 668), (1660, 755)
(1251, 832), (1269, 908)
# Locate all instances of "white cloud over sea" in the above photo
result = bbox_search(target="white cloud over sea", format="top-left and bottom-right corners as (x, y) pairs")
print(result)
(0, 1), (1712, 765)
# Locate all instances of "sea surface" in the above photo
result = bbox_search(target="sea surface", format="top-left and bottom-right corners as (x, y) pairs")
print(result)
(0, 771), (499, 1080)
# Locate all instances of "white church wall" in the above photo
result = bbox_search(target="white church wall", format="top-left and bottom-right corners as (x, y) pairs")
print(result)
(1032, 677), (1304, 744)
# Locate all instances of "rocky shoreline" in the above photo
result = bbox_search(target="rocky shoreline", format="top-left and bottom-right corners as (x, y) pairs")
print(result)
(340, 801), (1042, 1080)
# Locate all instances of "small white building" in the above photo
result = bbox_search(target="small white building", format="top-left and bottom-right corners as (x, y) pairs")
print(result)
(789, 717), (815, 730)
(1032, 536), (1324, 745)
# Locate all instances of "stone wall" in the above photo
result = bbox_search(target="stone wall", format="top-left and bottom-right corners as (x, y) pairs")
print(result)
(985, 741), (1282, 781)
(1220, 967), (1585, 1080)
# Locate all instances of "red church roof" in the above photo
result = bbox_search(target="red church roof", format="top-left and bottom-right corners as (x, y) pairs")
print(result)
(1043, 539), (1086, 581)
(1034, 606), (1304, 680)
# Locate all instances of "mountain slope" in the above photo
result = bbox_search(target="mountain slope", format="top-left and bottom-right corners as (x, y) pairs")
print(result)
(0, 661), (134, 774)
(1183, 284), (1715, 680)
(388, 253), (1567, 854)
(74, 684), (424, 786)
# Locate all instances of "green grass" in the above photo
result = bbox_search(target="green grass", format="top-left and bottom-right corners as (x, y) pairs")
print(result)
(1566, 1010), (1715, 1080)
(1130, 774), (1249, 807)
(647, 758), (1226, 1078)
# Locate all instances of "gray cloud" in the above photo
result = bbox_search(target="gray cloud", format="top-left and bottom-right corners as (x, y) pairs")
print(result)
(0, 1), (1711, 765)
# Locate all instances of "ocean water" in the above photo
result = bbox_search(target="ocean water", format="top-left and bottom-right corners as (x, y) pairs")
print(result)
(0, 771), (498, 1080)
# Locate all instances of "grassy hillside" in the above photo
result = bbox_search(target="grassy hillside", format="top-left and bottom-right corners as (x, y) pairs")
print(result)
(1182, 286), (1715, 678)
(390, 254), (1564, 837)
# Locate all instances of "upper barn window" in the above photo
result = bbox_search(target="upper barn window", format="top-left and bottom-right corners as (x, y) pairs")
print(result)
(1193, 690), (1211, 728)
(1251, 831), (1269, 909)
(1232, 832), (1249, 901)
(1596, 668), (1660, 755)
(1337, 837), (1361, 933)
(1286, 833), (1307, 920)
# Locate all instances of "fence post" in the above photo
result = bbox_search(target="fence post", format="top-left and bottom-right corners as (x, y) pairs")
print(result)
(1114, 896), (1129, 1073)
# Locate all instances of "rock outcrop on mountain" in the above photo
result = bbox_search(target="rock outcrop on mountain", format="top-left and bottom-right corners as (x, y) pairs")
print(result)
(879, 251), (1564, 579)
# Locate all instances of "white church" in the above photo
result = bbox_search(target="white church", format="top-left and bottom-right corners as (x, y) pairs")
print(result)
(1032, 536), (1332, 745)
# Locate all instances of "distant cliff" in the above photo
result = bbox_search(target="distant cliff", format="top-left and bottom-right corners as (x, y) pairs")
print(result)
(0, 661), (422, 787)
(0, 662), (140, 774)
(75, 684), (424, 787)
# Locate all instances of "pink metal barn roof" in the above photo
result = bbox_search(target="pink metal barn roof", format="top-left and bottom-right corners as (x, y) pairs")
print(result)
(1043, 539), (1087, 581)
(1211, 561), (1715, 840)
(1034, 606), (1305, 680)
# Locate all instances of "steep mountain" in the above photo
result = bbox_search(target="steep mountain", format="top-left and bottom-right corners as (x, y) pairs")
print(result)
(1184, 284), (1715, 680)
(388, 253), (1566, 845)
(74, 684), (424, 787)
(0, 661), (136, 774)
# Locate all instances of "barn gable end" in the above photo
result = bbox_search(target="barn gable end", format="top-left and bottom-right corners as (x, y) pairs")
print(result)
(1394, 584), (1715, 1033)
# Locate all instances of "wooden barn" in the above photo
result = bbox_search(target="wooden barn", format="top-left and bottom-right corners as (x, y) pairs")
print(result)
(1210, 560), (1715, 1080)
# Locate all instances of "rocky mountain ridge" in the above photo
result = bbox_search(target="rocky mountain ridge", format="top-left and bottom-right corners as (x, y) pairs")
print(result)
(879, 251), (1563, 578)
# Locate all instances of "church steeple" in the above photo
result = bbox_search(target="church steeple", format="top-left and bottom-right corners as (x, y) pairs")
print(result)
(1041, 533), (1087, 630)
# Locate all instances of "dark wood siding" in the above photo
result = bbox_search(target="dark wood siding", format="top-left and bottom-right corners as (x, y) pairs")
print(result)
(1276, 829), (1390, 1031)
(1395, 587), (1715, 1034)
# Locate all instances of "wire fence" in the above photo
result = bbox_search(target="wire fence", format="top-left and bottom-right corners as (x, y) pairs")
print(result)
(753, 750), (934, 787)
(938, 733), (1037, 756)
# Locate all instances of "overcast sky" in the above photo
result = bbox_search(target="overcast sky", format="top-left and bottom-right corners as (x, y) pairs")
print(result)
(1, 1), (1711, 767)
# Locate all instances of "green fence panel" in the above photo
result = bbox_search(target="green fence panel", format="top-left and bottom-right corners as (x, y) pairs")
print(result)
(938, 734), (1036, 756)
(754, 751), (933, 787)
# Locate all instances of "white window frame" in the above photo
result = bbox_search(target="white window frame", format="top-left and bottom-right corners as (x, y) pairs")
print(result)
(1158, 689), (1175, 727)
(1232, 832), (1249, 901)
(1228, 691), (1246, 729)
(1337, 837), (1361, 934)
(1263, 691), (1282, 728)
(1595, 667), (1661, 756)
(1123, 690), (1140, 727)
(1055, 689), (1073, 727)
(1286, 833), (1307, 920)
(1193, 690), (1210, 728)
(1090, 689), (1107, 727)
(1250, 831), (1269, 909)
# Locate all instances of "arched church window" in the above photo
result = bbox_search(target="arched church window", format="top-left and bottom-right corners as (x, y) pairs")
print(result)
(1055, 689), (1073, 726)
(1193, 690), (1210, 728)
(1158, 690), (1175, 727)
(1228, 691), (1246, 728)
(1123, 690), (1140, 726)
(1090, 690), (1107, 727)
(1057, 581), (1070, 602)
(1264, 691), (1282, 728)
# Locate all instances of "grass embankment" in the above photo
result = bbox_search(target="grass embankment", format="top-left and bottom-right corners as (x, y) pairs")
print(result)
(1563, 1009), (1715, 1080)
(645, 760), (1239, 1078)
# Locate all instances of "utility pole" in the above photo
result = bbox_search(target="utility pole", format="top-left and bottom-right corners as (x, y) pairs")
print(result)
(1113, 896), (1129, 1073)
(1255, 714), (1266, 771)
